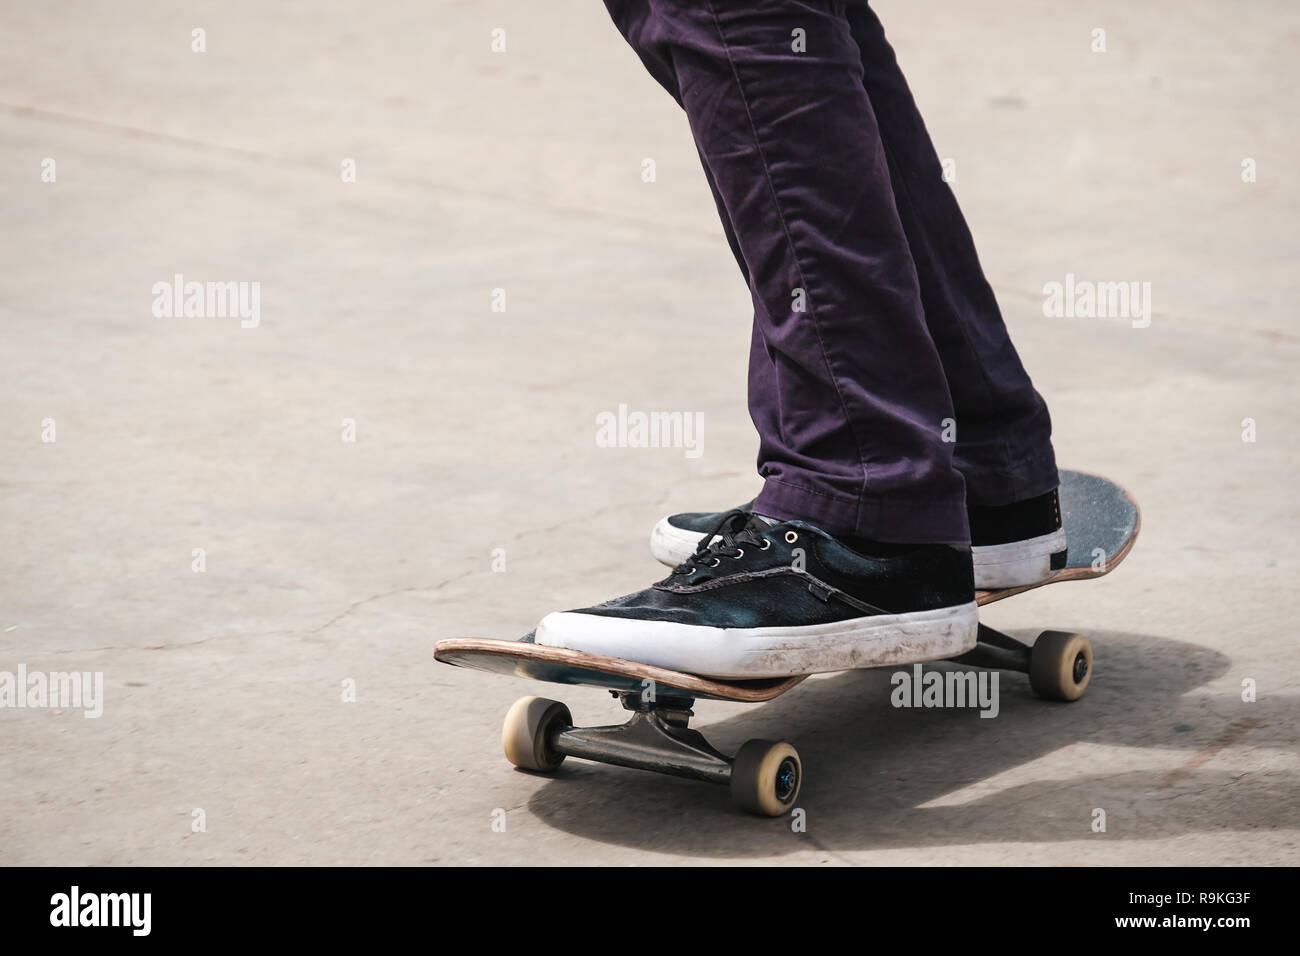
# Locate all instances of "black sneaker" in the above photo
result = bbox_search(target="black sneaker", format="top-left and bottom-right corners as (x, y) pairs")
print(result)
(537, 511), (977, 678)
(967, 488), (1067, 589)
(650, 489), (1066, 590)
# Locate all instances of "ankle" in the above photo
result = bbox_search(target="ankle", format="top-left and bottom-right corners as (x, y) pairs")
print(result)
(967, 488), (1062, 546)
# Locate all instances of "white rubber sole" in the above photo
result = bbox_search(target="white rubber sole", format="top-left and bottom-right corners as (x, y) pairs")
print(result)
(971, 527), (1067, 590)
(648, 517), (704, 568)
(652, 515), (1068, 590)
(534, 601), (980, 679)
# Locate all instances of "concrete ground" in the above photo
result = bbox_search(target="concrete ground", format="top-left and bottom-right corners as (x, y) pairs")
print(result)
(1, 0), (1297, 865)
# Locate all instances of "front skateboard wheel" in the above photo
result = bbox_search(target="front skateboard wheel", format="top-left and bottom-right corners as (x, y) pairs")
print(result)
(502, 696), (572, 772)
(1029, 631), (1093, 701)
(730, 740), (802, 816)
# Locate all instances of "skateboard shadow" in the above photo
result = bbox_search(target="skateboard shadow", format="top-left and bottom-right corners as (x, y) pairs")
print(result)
(522, 629), (1296, 858)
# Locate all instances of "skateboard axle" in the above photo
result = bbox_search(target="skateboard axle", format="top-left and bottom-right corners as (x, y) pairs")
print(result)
(548, 693), (734, 785)
(951, 623), (1033, 672)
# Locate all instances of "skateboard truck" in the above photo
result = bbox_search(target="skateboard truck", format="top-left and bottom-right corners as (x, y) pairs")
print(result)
(954, 624), (1095, 701)
(558, 694), (730, 784)
(502, 691), (803, 816)
(499, 625), (1094, 817)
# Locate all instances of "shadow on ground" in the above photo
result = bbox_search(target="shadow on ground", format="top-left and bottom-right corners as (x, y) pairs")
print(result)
(521, 630), (1294, 857)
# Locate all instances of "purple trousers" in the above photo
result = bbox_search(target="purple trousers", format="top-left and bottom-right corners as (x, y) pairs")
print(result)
(605, 0), (1058, 544)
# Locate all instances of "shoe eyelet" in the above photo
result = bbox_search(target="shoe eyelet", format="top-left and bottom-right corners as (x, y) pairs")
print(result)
(706, 557), (721, 567)
(730, 548), (745, 559)
(784, 531), (798, 544)
(758, 539), (771, 550)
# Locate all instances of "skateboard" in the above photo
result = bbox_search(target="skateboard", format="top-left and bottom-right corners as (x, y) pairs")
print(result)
(434, 469), (1139, 816)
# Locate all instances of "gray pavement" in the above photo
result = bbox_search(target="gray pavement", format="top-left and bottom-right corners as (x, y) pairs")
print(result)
(1, 0), (1297, 865)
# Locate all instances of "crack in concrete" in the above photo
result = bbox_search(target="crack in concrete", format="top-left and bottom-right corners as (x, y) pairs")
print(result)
(4, 489), (731, 656)
(1161, 716), (1263, 788)
(0, 102), (727, 242)
(305, 569), (479, 637)
(509, 489), (675, 543)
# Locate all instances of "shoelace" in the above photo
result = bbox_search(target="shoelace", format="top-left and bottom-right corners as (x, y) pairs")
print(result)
(672, 508), (773, 574)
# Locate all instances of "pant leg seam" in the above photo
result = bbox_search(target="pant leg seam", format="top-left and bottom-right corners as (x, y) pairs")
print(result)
(764, 475), (861, 505)
(702, 0), (871, 531)
(875, 130), (1021, 482)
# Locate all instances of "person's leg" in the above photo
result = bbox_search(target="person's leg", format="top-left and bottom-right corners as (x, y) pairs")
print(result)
(674, 4), (1056, 513)
(602, 0), (794, 503)
(531, 0), (977, 678)
(624, 1), (1064, 586)
(843, 1), (1058, 507)
(609, 0), (967, 545)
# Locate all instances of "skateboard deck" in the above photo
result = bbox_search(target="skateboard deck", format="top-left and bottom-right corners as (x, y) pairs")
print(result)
(433, 469), (1139, 702)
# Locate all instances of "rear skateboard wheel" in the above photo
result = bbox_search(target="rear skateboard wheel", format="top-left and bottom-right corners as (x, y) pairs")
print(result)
(1029, 631), (1093, 701)
(502, 696), (572, 772)
(730, 740), (802, 817)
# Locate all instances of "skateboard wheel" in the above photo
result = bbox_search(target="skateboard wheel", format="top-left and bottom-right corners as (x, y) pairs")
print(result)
(502, 696), (572, 773)
(730, 740), (802, 817)
(1029, 631), (1093, 701)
